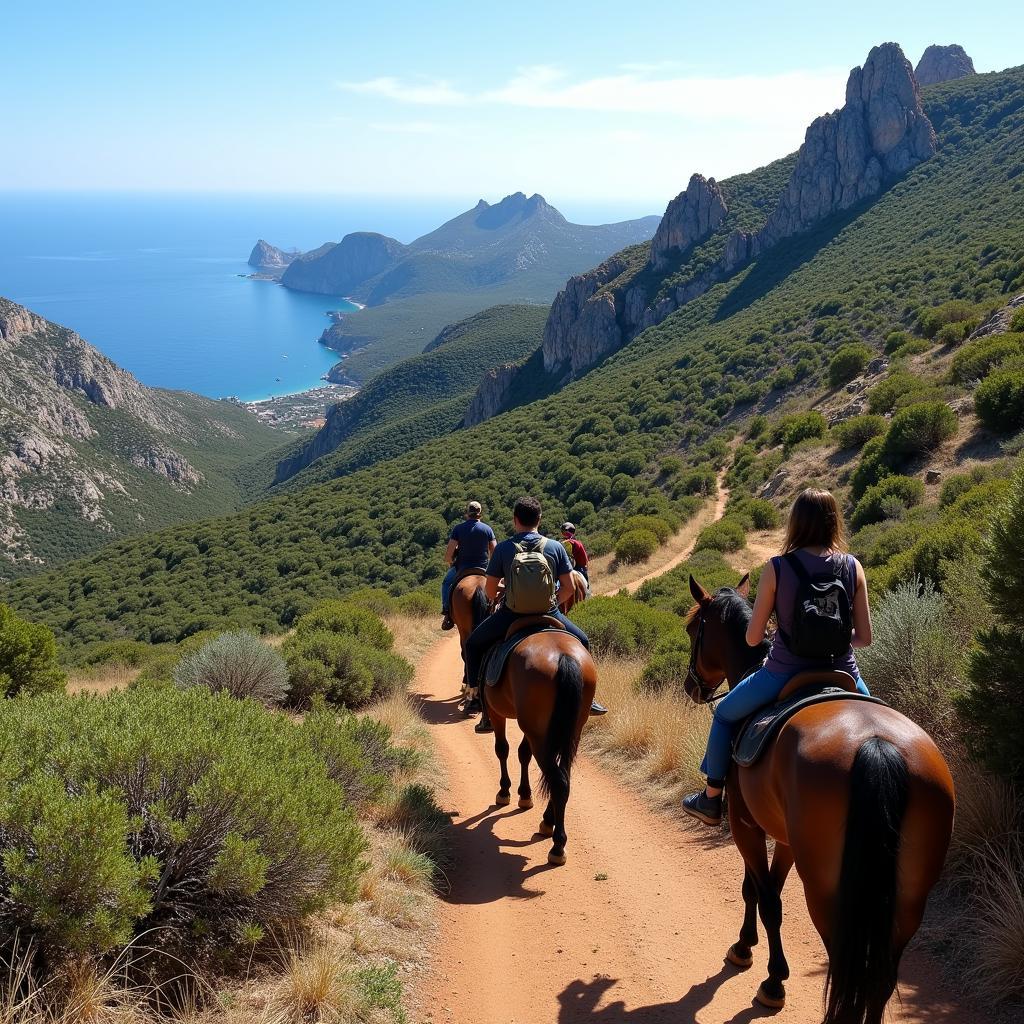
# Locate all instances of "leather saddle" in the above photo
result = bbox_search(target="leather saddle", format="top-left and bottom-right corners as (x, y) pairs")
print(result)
(482, 615), (566, 688)
(732, 671), (886, 769)
(454, 566), (488, 584)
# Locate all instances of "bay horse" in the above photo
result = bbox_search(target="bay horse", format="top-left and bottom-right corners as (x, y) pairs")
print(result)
(451, 570), (490, 705)
(482, 623), (597, 865)
(685, 573), (955, 1024)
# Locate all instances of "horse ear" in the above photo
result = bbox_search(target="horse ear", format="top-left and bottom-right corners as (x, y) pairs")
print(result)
(689, 575), (710, 604)
(736, 573), (751, 599)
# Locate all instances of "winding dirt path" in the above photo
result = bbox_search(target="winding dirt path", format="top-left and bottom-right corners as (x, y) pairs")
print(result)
(411, 492), (978, 1024)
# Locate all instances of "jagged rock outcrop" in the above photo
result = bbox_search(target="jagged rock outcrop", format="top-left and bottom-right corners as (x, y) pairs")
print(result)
(968, 294), (1024, 339)
(464, 364), (520, 427)
(648, 175), (727, 269)
(537, 42), (937, 387)
(281, 232), (408, 296)
(915, 44), (976, 87)
(247, 239), (296, 271)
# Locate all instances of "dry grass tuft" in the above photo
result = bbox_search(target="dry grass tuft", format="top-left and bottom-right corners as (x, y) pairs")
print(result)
(275, 942), (352, 1022)
(65, 664), (141, 696)
(383, 615), (437, 666)
(948, 758), (1021, 868)
(365, 692), (431, 768)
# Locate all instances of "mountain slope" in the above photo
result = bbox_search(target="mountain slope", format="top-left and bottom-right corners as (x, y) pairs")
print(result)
(0, 298), (286, 579)
(6, 53), (1024, 648)
(271, 304), (548, 486)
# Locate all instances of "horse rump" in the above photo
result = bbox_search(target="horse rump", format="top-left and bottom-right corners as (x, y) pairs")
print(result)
(824, 736), (909, 1024)
(537, 653), (584, 799)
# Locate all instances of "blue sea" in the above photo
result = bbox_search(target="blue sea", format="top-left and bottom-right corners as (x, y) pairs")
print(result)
(0, 193), (464, 401)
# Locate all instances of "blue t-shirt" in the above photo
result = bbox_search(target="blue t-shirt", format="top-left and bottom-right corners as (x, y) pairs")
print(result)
(487, 531), (572, 612)
(449, 518), (496, 571)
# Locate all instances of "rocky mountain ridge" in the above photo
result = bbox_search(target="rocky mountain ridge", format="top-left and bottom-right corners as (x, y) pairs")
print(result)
(471, 41), (945, 417)
(247, 240), (297, 272)
(915, 44), (976, 87)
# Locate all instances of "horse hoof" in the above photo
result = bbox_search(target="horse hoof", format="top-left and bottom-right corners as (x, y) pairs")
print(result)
(496, 792), (511, 806)
(547, 849), (567, 866)
(518, 796), (534, 809)
(538, 820), (554, 837)
(726, 944), (753, 969)
(755, 983), (786, 1009)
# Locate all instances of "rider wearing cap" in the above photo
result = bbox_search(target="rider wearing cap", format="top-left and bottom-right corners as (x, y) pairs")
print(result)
(560, 522), (590, 583)
(440, 500), (497, 631)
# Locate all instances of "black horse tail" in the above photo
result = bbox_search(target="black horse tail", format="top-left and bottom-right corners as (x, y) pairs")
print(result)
(538, 654), (584, 799)
(824, 736), (909, 1024)
(471, 585), (489, 629)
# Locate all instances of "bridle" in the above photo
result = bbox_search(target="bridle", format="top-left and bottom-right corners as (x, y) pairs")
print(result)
(685, 605), (728, 706)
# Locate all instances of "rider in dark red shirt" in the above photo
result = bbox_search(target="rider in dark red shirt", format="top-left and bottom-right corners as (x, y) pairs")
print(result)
(560, 522), (589, 583)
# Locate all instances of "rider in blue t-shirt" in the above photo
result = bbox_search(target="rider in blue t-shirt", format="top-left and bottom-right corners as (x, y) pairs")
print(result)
(440, 501), (496, 630)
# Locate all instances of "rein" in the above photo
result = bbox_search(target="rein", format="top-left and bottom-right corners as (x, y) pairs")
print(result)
(686, 608), (727, 705)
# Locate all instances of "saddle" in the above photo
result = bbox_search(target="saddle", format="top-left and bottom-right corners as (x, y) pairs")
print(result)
(482, 615), (566, 688)
(732, 671), (886, 769)
(454, 566), (488, 585)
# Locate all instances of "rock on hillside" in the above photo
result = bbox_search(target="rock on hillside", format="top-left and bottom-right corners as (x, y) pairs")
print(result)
(0, 297), (280, 576)
(247, 239), (297, 272)
(464, 363), (520, 427)
(537, 42), (936, 386)
(916, 44), (976, 87)
(280, 232), (409, 296)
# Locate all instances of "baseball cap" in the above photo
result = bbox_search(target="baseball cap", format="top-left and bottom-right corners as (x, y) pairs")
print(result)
(467, 500), (482, 517)
(560, 522), (575, 533)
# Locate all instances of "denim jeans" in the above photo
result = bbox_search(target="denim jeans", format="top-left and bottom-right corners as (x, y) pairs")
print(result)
(700, 665), (871, 785)
(440, 566), (458, 614)
(464, 605), (589, 690)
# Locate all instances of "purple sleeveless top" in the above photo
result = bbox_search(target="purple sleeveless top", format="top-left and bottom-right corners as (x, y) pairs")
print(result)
(765, 549), (859, 676)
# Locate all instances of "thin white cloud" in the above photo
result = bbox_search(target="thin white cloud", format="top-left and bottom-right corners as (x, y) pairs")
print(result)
(368, 120), (455, 135)
(338, 64), (848, 122)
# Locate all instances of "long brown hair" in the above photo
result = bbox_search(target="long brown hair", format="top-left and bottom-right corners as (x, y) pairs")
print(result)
(781, 488), (846, 553)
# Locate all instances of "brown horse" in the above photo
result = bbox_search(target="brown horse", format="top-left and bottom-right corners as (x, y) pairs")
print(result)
(451, 570), (490, 702)
(482, 623), (597, 865)
(685, 574), (955, 1024)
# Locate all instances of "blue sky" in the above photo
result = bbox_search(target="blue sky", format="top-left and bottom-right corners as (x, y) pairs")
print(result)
(3, 1), (1020, 212)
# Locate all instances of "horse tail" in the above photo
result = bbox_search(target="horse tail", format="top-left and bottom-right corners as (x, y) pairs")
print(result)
(471, 585), (489, 629)
(824, 736), (909, 1024)
(537, 653), (584, 800)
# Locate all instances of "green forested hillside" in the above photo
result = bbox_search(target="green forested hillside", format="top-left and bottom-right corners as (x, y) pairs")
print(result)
(272, 304), (548, 487)
(5, 65), (1024, 649)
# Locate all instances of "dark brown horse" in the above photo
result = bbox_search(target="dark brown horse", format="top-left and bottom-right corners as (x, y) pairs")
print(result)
(451, 570), (490, 702)
(482, 621), (597, 865)
(685, 574), (955, 1024)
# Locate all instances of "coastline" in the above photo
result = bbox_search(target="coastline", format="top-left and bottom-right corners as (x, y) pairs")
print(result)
(230, 382), (359, 430)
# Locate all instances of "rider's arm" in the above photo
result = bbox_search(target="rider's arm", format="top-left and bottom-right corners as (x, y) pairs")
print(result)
(485, 575), (501, 602)
(851, 558), (873, 648)
(745, 559), (776, 647)
(444, 539), (458, 566)
(487, 539), (497, 557)
(557, 571), (575, 598)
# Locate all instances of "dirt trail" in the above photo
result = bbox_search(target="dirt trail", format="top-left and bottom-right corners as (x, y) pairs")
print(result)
(412, 489), (978, 1024)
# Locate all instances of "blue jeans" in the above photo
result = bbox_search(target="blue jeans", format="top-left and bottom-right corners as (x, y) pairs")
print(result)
(441, 567), (457, 614)
(700, 665), (870, 785)
(464, 605), (589, 690)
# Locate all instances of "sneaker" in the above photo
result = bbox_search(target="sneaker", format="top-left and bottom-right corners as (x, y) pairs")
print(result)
(589, 700), (608, 716)
(681, 790), (723, 826)
(441, 614), (454, 631)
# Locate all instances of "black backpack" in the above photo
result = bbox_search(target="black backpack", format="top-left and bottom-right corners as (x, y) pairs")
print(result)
(778, 552), (853, 661)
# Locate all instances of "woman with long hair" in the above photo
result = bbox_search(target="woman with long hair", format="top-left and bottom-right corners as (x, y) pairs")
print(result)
(682, 488), (873, 826)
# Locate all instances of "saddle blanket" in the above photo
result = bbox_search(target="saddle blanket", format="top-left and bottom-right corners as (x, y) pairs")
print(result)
(733, 686), (885, 768)
(483, 626), (567, 688)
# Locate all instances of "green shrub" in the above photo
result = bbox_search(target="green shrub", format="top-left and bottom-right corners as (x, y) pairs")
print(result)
(634, 549), (738, 614)
(892, 337), (931, 356)
(939, 466), (993, 506)
(283, 631), (411, 709)
(294, 600), (394, 651)
(745, 499), (780, 530)
(615, 529), (659, 564)
(0, 687), (366, 956)
(960, 468), (1024, 781)
(772, 411), (828, 452)
(695, 517), (746, 553)
(917, 299), (985, 339)
(975, 367), (1024, 433)
(80, 639), (161, 669)
(0, 604), (65, 698)
(883, 402), (958, 460)
(673, 464), (717, 497)
(832, 414), (886, 450)
(174, 630), (290, 706)
(851, 476), (926, 529)
(394, 589), (436, 617)
(572, 597), (684, 658)
(1011, 307), (1024, 333)
(949, 333), (1024, 383)
(868, 372), (928, 414)
(882, 522), (984, 591)
(849, 435), (893, 501)
(884, 330), (911, 354)
(620, 515), (672, 544)
(637, 647), (690, 692)
(829, 343), (872, 387)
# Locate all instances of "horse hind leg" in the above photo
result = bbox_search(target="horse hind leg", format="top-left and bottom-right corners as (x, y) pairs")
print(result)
(492, 715), (512, 806)
(727, 868), (759, 969)
(538, 801), (555, 837)
(517, 736), (533, 809)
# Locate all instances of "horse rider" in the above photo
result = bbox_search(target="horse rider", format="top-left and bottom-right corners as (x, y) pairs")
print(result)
(560, 521), (590, 585)
(441, 500), (496, 631)
(464, 496), (606, 733)
(681, 488), (873, 826)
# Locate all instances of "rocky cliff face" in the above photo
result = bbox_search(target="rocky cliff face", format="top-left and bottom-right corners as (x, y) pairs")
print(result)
(648, 175), (727, 269)
(247, 239), (296, 271)
(280, 232), (408, 296)
(463, 363), (521, 427)
(534, 42), (937, 390)
(915, 44), (976, 87)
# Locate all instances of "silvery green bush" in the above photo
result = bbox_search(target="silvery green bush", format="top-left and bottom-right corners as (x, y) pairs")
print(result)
(174, 630), (290, 706)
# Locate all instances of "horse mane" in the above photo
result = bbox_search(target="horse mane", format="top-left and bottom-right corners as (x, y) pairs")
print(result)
(689, 587), (771, 661)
